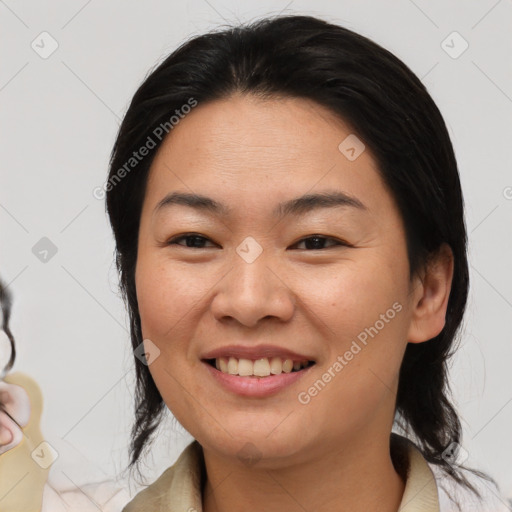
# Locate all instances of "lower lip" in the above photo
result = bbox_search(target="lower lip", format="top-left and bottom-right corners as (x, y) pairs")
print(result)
(202, 361), (315, 398)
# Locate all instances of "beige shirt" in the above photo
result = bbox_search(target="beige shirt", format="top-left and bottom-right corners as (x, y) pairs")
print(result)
(122, 434), (441, 512)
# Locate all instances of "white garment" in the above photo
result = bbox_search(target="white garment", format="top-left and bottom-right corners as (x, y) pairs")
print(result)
(36, 445), (511, 512)
(39, 476), (511, 512)
(41, 481), (131, 512)
(432, 463), (511, 512)
(38, 436), (132, 511)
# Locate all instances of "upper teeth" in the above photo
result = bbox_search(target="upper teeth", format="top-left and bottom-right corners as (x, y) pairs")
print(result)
(214, 357), (310, 377)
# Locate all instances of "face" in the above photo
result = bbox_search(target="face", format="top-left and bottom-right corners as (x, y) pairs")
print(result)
(135, 93), (423, 467)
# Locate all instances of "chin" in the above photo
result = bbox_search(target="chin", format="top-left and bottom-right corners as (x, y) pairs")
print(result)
(198, 424), (310, 467)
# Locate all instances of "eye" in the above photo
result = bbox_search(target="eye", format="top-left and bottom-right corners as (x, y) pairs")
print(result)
(165, 234), (349, 250)
(291, 235), (349, 250)
(166, 233), (217, 249)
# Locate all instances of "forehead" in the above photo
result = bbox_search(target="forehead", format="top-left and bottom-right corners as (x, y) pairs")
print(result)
(143, 94), (391, 219)
(151, 93), (357, 169)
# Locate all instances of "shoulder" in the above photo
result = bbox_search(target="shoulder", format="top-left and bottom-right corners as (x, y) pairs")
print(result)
(392, 434), (511, 512)
(42, 481), (131, 512)
(122, 440), (203, 512)
(122, 465), (179, 512)
(429, 463), (511, 512)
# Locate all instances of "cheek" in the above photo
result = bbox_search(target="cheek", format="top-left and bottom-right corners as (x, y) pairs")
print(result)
(305, 255), (406, 338)
(134, 259), (204, 421)
(135, 256), (208, 341)
(335, 264), (408, 371)
(303, 256), (408, 405)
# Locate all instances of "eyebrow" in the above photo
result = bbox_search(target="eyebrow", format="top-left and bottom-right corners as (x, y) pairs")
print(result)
(153, 190), (368, 219)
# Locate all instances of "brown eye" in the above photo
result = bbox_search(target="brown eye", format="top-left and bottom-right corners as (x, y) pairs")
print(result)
(167, 233), (216, 248)
(291, 236), (348, 250)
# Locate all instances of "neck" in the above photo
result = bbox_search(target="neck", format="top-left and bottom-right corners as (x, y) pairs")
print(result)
(201, 431), (406, 512)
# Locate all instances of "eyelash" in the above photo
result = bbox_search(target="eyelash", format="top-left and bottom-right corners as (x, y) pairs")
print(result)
(166, 233), (350, 250)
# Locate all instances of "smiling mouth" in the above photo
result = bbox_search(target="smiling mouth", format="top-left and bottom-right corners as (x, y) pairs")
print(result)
(203, 357), (316, 377)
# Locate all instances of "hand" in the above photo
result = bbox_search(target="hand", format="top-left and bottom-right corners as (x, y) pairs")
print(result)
(0, 381), (30, 455)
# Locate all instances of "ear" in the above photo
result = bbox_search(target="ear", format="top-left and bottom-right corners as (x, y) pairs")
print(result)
(407, 243), (454, 344)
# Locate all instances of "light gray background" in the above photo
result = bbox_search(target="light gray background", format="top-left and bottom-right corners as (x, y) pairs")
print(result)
(1, 0), (511, 501)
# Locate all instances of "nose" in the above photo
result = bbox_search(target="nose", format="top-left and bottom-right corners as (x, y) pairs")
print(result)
(210, 248), (295, 328)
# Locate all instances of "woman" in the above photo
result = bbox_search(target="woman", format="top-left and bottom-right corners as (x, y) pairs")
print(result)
(105, 14), (509, 511)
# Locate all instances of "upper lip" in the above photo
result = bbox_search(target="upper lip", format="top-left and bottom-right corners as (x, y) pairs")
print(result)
(201, 344), (315, 362)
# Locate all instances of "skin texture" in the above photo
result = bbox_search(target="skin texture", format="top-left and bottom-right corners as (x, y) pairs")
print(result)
(0, 382), (30, 452)
(135, 93), (454, 512)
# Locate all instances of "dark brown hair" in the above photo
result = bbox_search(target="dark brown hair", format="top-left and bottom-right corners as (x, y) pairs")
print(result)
(0, 277), (23, 430)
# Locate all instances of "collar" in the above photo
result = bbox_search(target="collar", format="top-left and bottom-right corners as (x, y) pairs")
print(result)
(123, 434), (440, 512)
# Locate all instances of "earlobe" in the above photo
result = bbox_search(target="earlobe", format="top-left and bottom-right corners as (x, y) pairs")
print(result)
(407, 243), (454, 344)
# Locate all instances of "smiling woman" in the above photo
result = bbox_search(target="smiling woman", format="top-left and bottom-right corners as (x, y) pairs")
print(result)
(105, 14), (508, 512)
